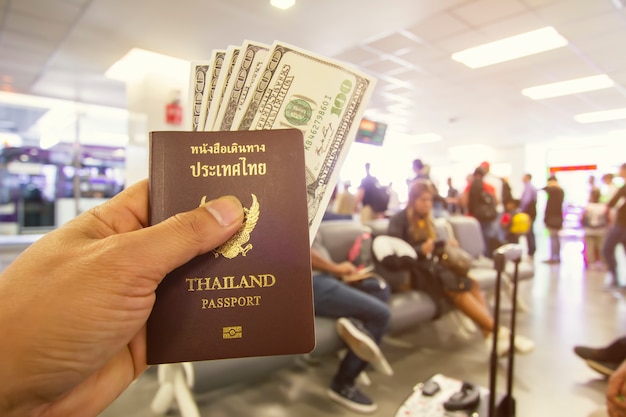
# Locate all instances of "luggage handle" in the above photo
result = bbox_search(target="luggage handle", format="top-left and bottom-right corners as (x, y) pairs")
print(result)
(493, 244), (523, 272)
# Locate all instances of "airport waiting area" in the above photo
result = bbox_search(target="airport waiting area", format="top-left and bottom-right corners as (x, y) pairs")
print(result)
(2, 1), (626, 416)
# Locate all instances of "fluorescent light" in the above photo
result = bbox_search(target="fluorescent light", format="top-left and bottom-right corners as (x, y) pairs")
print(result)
(575, 108), (626, 123)
(410, 133), (442, 144)
(105, 48), (190, 82)
(271, 0), (295, 9)
(451, 27), (568, 68)
(522, 75), (615, 100)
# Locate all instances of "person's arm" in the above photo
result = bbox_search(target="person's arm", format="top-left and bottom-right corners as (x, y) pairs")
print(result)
(607, 186), (626, 209)
(0, 180), (244, 417)
(311, 248), (356, 277)
(608, 359), (626, 417)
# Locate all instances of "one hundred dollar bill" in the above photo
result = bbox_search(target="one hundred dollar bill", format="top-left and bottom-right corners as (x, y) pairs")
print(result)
(203, 46), (240, 131)
(197, 49), (226, 131)
(235, 42), (376, 240)
(188, 61), (211, 131)
(214, 40), (270, 132)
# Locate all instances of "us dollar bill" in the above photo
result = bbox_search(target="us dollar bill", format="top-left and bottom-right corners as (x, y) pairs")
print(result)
(215, 40), (270, 131)
(236, 42), (376, 240)
(203, 46), (240, 131)
(198, 49), (226, 131)
(188, 61), (211, 131)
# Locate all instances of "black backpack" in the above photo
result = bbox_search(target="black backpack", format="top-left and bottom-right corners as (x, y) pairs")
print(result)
(369, 186), (390, 213)
(471, 180), (498, 221)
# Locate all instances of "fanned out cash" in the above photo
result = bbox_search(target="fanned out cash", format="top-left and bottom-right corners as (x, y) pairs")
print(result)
(187, 40), (376, 241)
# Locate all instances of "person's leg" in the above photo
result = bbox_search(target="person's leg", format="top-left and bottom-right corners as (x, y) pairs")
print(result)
(526, 221), (536, 256)
(603, 226), (621, 285)
(584, 233), (592, 266)
(312, 275), (391, 386)
(548, 228), (560, 261)
(446, 288), (494, 337)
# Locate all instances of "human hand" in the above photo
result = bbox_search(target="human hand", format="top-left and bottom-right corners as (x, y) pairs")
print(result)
(0, 179), (244, 417)
(421, 239), (435, 255)
(608, 359), (626, 417)
(334, 261), (358, 277)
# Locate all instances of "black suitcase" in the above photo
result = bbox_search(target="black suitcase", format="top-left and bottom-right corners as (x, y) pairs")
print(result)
(488, 243), (523, 417)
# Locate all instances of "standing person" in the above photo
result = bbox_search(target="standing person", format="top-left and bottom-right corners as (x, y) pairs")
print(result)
(468, 167), (500, 257)
(601, 173), (619, 203)
(543, 175), (565, 264)
(582, 189), (608, 268)
(446, 177), (460, 215)
(589, 175), (600, 195)
(520, 173), (538, 258)
(603, 163), (626, 288)
(479, 161), (504, 213)
(355, 163), (388, 223)
(311, 236), (392, 413)
(334, 181), (356, 217)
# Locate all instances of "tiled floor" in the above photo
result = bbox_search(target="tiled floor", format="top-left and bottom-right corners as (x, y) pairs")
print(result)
(95, 232), (625, 417)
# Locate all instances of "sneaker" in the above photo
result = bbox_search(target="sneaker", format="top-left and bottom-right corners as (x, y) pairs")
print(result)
(485, 327), (511, 357)
(328, 383), (377, 414)
(586, 360), (619, 377)
(574, 342), (626, 363)
(514, 334), (535, 354)
(336, 318), (393, 376)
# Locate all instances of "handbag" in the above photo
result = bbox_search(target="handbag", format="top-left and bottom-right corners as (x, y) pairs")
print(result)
(438, 244), (472, 277)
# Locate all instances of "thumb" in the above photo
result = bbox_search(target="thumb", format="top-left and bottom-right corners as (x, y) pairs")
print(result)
(123, 196), (244, 276)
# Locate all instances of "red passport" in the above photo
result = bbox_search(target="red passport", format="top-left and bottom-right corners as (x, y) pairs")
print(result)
(147, 129), (315, 364)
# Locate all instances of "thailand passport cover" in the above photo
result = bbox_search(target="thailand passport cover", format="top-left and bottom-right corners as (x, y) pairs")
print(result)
(147, 129), (315, 364)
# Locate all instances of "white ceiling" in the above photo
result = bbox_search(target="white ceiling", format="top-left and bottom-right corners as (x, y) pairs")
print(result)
(1, 0), (626, 150)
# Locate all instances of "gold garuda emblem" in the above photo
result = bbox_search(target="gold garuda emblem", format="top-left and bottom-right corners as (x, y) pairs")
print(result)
(199, 194), (260, 259)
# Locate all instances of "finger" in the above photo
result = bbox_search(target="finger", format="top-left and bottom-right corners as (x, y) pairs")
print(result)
(71, 180), (151, 238)
(117, 196), (244, 277)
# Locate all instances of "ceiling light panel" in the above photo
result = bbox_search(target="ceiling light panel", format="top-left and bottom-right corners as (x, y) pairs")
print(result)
(451, 27), (568, 68)
(270, 0), (295, 10)
(522, 74), (615, 100)
(575, 108), (626, 123)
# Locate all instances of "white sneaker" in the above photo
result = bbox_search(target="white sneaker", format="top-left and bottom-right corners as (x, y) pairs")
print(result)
(513, 334), (535, 354)
(336, 318), (394, 376)
(484, 327), (511, 357)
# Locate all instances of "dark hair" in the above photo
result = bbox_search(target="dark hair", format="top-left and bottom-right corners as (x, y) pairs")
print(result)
(474, 167), (486, 177)
(413, 159), (424, 170)
(548, 175), (557, 182)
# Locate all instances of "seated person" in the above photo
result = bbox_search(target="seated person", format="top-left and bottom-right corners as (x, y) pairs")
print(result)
(500, 198), (522, 244)
(385, 182), (534, 355)
(311, 234), (392, 414)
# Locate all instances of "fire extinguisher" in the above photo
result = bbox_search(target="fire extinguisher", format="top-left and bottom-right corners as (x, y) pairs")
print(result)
(166, 91), (183, 126)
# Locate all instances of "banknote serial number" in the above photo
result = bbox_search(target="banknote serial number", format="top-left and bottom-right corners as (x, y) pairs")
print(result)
(305, 80), (353, 151)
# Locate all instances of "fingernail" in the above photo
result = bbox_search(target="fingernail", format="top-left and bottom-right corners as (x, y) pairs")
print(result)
(204, 196), (243, 227)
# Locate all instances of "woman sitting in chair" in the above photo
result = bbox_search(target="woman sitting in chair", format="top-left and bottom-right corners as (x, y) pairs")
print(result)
(384, 181), (534, 355)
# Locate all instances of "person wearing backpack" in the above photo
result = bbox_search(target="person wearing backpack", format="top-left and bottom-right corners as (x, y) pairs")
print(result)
(355, 163), (389, 223)
(543, 175), (565, 264)
(468, 166), (500, 257)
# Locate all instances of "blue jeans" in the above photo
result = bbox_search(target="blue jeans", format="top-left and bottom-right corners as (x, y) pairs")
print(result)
(548, 228), (561, 260)
(312, 274), (391, 386)
(479, 219), (500, 257)
(603, 224), (626, 285)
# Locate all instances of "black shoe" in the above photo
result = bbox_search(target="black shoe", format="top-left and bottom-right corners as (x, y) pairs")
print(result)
(328, 382), (377, 414)
(336, 317), (393, 376)
(574, 340), (626, 363)
(586, 360), (619, 377)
